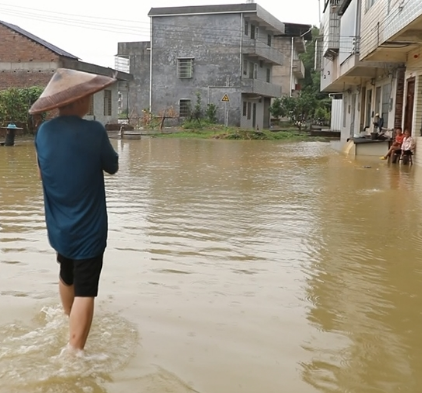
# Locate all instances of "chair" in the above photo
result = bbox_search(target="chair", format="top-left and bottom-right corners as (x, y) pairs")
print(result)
(401, 151), (413, 165)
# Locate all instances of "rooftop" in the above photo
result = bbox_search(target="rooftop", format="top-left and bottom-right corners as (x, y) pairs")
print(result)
(0, 20), (78, 59)
(148, 3), (258, 16)
(148, 4), (312, 39)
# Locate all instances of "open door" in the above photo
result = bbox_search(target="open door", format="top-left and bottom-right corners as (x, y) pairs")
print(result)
(404, 78), (415, 133)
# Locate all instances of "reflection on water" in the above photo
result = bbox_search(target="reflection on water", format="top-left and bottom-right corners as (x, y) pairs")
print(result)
(1, 139), (422, 393)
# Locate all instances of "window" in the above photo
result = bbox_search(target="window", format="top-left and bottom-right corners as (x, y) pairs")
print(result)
(254, 63), (258, 79)
(244, 21), (249, 35)
(266, 68), (271, 83)
(179, 99), (191, 117)
(251, 24), (256, 39)
(104, 90), (112, 116)
(177, 58), (193, 78)
(243, 59), (248, 76)
(259, 60), (264, 68)
(267, 34), (272, 47)
(247, 102), (252, 120)
(87, 94), (94, 115)
(243, 101), (247, 116)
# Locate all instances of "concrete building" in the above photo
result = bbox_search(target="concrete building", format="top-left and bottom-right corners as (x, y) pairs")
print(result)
(0, 20), (132, 125)
(272, 32), (309, 97)
(320, 0), (422, 163)
(117, 3), (311, 129)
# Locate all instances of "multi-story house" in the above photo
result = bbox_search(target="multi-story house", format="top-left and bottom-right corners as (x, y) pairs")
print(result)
(272, 32), (309, 97)
(320, 0), (422, 163)
(117, 3), (311, 130)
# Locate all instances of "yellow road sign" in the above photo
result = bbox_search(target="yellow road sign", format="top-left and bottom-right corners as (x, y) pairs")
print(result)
(221, 94), (230, 102)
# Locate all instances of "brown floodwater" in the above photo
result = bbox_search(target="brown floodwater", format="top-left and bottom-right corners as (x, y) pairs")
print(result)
(0, 137), (421, 393)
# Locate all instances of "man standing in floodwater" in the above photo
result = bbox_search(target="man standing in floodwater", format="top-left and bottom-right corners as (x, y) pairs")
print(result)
(30, 68), (119, 351)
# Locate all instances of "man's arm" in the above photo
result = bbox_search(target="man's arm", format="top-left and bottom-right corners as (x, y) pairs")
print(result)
(101, 131), (119, 175)
(36, 154), (42, 179)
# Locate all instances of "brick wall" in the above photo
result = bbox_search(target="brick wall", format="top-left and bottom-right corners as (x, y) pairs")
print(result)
(0, 23), (59, 90)
(0, 24), (59, 62)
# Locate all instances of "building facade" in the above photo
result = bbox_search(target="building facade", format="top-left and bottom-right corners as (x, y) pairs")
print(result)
(320, 0), (422, 164)
(0, 20), (132, 125)
(117, 4), (311, 130)
(272, 35), (307, 97)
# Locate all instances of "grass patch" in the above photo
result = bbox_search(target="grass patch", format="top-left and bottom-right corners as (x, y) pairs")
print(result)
(152, 126), (330, 142)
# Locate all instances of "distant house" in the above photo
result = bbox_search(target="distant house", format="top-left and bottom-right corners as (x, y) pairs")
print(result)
(0, 20), (132, 125)
(116, 3), (311, 129)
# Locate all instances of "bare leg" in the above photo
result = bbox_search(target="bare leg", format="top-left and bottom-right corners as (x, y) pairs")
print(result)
(59, 279), (74, 316)
(69, 297), (95, 350)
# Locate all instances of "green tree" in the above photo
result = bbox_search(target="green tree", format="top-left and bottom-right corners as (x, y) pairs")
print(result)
(269, 27), (330, 127)
(205, 103), (217, 123)
(268, 97), (286, 120)
(0, 86), (44, 130)
(299, 26), (327, 101)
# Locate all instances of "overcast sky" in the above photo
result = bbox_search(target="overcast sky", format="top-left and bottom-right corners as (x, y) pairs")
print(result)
(0, 0), (321, 68)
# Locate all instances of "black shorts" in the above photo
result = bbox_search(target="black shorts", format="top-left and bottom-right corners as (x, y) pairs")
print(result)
(57, 253), (104, 297)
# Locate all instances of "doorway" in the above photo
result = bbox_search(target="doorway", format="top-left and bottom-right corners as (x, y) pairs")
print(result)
(404, 78), (415, 133)
(350, 94), (356, 137)
(252, 103), (256, 128)
(366, 89), (372, 127)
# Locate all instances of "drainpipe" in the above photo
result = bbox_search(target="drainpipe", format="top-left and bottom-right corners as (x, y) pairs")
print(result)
(149, 18), (153, 111)
(240, 13), (243, 75)
(289, 37), (294, 97)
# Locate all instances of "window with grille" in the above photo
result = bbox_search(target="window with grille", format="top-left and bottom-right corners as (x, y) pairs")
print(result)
(179, 99), (191, 117)
(177, 58), (194, 78)
(104, 90), (112, 116)
(87, 95), (94, 115)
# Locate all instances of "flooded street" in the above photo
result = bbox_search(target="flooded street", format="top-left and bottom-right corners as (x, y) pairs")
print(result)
(1, 138), (422, 393)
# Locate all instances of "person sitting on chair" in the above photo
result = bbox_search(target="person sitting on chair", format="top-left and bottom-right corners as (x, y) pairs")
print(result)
(380, 127), (404, 160)
(400, 129), (415, 163)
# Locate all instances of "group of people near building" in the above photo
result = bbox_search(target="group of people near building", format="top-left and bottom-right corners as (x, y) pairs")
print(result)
(380, 127), (415, 164)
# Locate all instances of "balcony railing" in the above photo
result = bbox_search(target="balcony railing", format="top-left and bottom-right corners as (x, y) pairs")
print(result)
(242, 78), (281, 97)
(242, 38), (283, 65)
(322, 3), (340, 58)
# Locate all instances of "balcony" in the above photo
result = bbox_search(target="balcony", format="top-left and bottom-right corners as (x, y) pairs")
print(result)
(242, 78), (281, 97)
(242, 38), (283, 65)
(292, 59), (305, 79)
(293, 37), (306, 54)
(322, 3), (340, 58)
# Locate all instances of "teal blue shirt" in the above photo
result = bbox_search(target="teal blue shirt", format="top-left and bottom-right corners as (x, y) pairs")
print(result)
(35, 116), (118, 259)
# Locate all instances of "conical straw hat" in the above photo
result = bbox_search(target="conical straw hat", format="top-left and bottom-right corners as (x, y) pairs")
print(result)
(29, 68), (116, 114)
